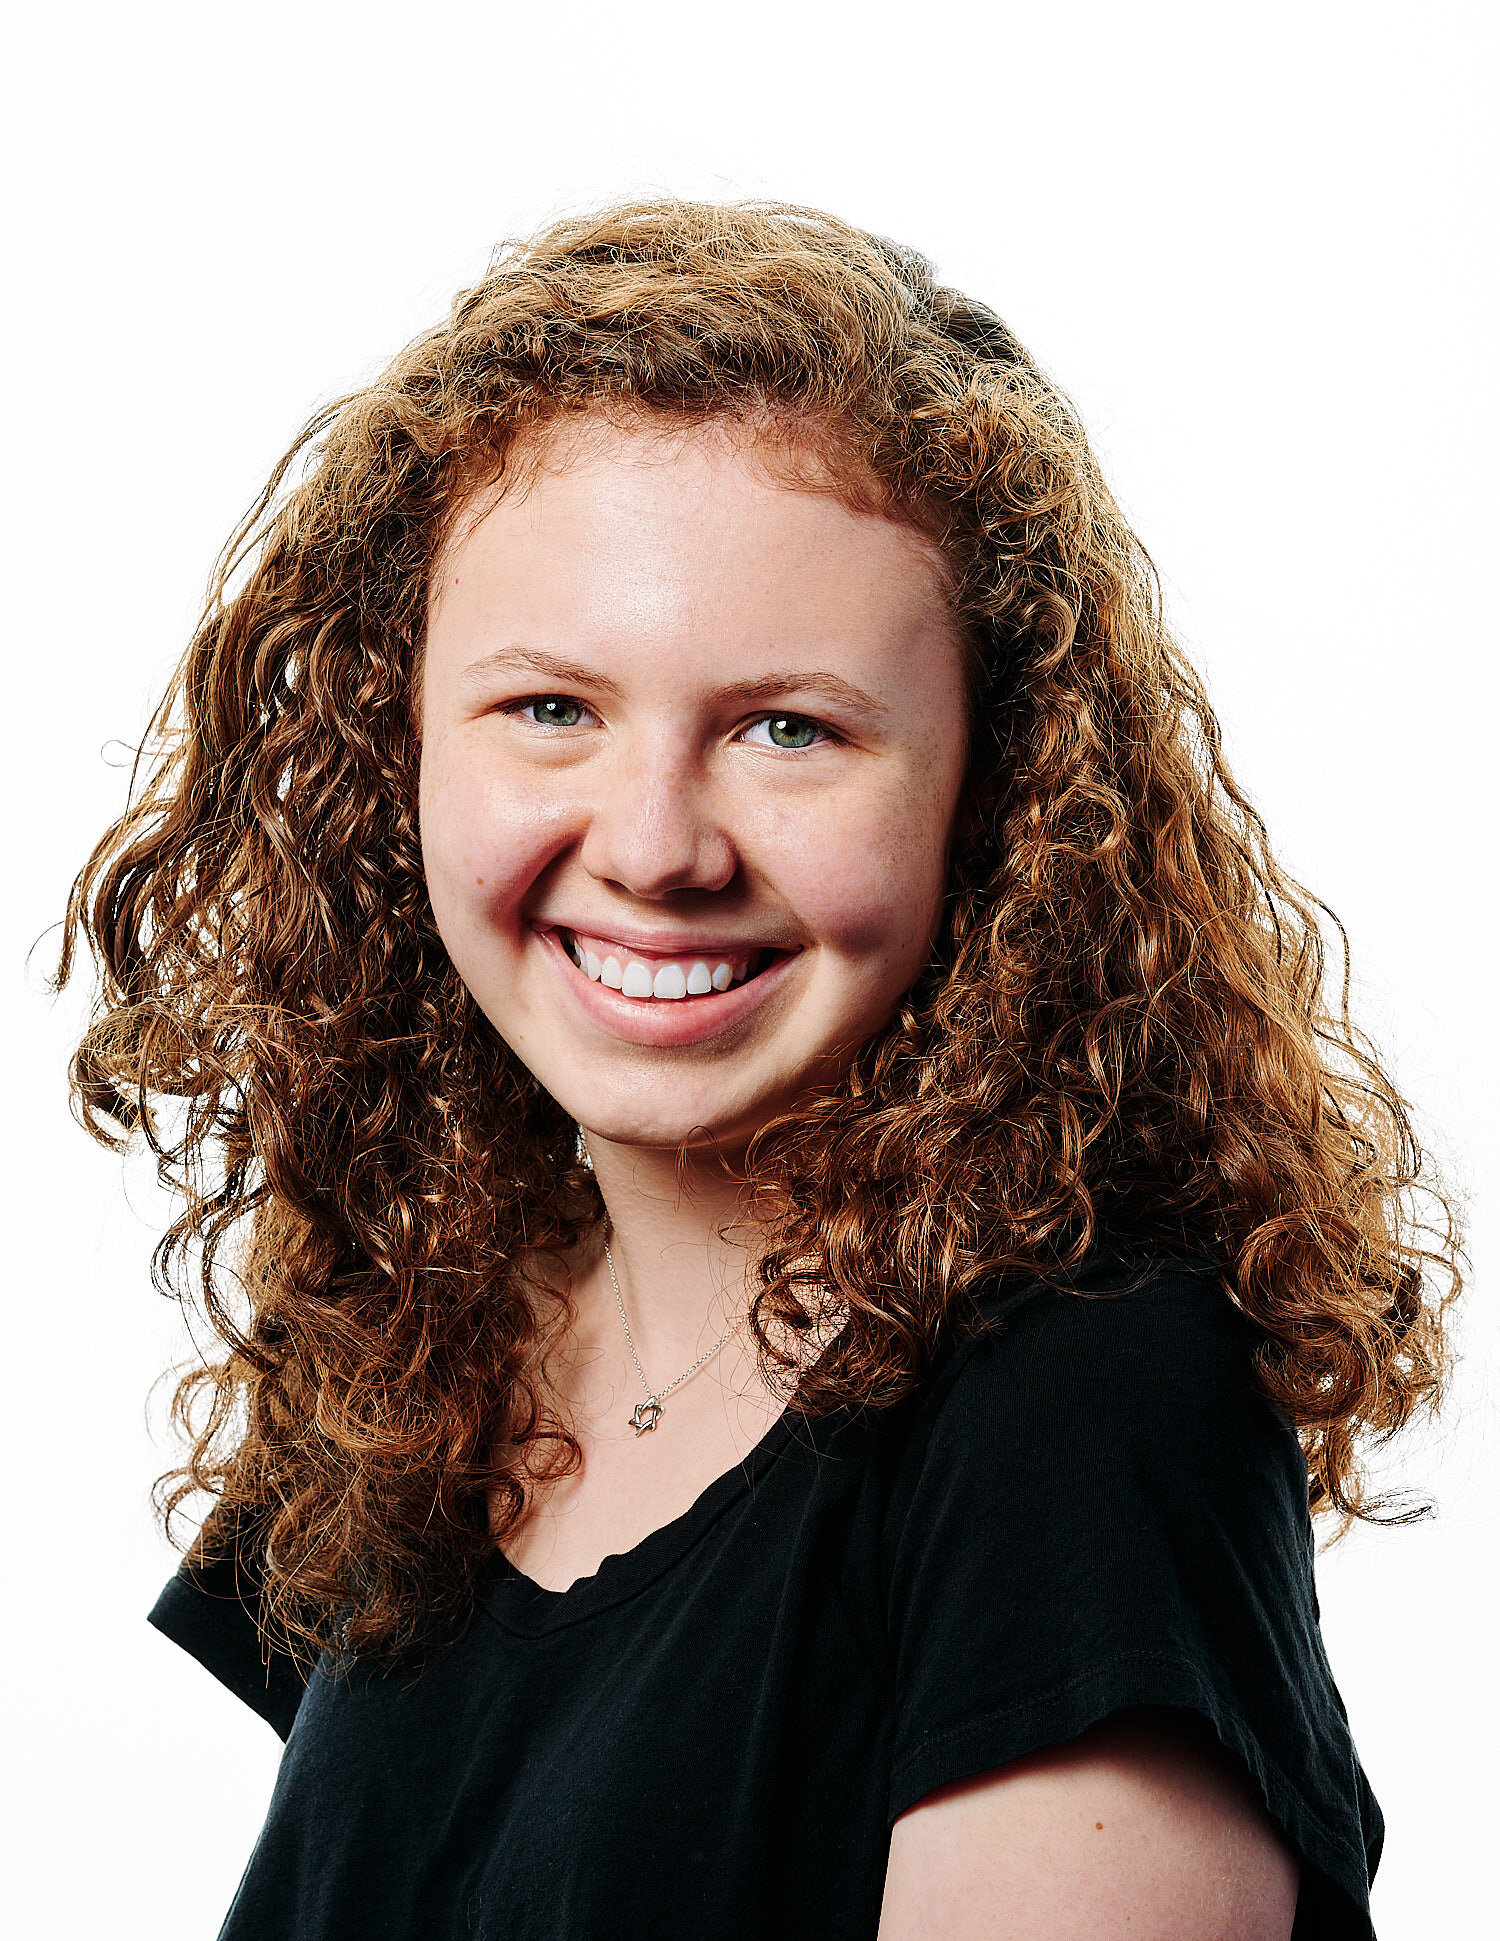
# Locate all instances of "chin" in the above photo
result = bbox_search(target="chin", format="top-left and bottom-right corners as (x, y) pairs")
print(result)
(564, 1073), (806, 1160)
(576, 1106), (757, 1156)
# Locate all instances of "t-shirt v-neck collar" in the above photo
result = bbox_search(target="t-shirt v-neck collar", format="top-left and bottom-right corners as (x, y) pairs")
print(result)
(476, 1399), (815, 1637)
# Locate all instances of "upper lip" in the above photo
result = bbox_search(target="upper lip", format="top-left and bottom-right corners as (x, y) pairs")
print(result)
(536, 921), (798, 959)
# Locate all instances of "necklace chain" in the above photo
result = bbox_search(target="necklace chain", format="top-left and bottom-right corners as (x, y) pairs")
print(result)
(603, 1221), (747, 1437)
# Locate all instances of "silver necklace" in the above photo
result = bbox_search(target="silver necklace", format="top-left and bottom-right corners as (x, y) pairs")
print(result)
(603, 1222), (747, 1436)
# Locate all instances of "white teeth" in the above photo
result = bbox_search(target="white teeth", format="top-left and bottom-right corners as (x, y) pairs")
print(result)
(562, 930), (771, 1001)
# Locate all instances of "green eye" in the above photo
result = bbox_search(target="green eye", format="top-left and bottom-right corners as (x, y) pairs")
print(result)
(749, 713), (825, 751)
(522, 696), (585, 727)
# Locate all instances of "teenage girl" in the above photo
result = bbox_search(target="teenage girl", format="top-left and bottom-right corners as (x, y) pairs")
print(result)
(61, 198), (1459, 1940)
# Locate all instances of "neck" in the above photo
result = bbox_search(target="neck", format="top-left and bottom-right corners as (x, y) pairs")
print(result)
(576, 1132), (762, 1375)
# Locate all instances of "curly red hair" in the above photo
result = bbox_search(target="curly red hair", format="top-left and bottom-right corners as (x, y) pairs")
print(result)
(57, 197), (1465, 1667)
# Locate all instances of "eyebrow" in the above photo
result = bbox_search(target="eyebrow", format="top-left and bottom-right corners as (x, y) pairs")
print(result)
(455, 646), (888, 719)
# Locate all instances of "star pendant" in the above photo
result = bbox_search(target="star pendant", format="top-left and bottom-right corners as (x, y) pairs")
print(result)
(629, 1399), (663, 1435)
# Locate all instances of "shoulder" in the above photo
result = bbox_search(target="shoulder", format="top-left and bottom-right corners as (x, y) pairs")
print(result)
(898, 1246), (1295, 1508)
(882, 1241), (1314, 1661)
(969, 1243), (1265, 1376)
(147, 1503), (309, 1740)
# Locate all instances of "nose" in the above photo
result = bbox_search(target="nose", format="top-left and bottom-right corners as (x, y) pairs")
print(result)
(577, 734), (737, 898)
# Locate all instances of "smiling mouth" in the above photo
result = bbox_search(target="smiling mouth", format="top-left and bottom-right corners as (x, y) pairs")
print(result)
(555, 927), (791, 1002)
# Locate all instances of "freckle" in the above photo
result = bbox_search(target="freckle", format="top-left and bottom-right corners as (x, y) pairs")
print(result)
(476, 877), (485, 886)
(1095, 1822), (1104, 1831)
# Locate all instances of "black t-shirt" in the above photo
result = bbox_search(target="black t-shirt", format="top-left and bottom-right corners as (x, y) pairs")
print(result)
(149, 1248), (1386, 1939)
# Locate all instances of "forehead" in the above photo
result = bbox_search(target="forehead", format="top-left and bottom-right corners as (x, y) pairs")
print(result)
(428, 410), (959, 645)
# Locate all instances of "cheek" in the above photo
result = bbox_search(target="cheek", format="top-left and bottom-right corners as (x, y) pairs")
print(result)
(419, 743), (556, 953)
(764, 770), (956, 964)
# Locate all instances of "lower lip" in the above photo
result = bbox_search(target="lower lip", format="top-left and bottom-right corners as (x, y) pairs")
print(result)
(533, 925), (803, 1048)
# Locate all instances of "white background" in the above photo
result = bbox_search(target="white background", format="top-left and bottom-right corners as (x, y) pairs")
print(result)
(5, 3), (1495, 1935)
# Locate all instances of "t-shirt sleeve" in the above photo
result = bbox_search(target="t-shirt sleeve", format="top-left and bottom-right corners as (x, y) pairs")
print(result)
(882, 1253), (1386, 1941)
(147, 1502), (308, 1741)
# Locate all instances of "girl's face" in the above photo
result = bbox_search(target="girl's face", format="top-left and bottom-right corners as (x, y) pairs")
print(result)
(419, 416), (971, 1158)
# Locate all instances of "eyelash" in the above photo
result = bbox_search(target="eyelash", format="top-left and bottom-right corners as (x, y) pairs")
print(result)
(501, 696), (842, 750)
